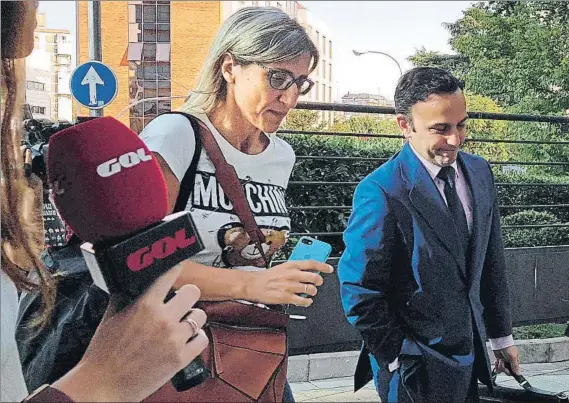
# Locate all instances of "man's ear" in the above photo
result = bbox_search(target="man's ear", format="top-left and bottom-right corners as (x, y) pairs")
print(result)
(220, 54), (236, 84)
(396, 114), (413, 140)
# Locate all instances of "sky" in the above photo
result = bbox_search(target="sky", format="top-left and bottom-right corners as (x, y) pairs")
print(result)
(36, 1), (475, 101)
(301, 1), (474, 100)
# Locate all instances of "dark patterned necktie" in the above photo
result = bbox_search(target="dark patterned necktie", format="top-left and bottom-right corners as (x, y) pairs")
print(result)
(437, 165), (470, 254)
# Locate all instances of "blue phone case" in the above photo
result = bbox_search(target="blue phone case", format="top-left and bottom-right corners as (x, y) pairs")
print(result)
(288, 236), (332, 263)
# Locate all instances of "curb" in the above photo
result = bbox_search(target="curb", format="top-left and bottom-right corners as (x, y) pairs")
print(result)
(287, 337), (569, 383)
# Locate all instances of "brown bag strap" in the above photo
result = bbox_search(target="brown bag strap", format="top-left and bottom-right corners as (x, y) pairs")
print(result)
(194, 119), (269, 268)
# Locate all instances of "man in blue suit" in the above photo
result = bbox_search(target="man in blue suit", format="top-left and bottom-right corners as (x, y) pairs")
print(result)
(339, 67), (521, 403)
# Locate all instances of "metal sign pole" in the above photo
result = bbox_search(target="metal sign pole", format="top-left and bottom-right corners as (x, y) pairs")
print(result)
(88, 1), (103, 117)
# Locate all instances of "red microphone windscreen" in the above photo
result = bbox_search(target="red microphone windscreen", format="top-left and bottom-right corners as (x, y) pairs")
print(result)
(47, 117), (168, 243)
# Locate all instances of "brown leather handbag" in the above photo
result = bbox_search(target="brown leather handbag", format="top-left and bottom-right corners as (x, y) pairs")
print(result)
(144, 114), (290, 402)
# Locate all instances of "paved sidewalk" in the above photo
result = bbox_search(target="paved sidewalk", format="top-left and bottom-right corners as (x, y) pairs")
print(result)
(290, 361), (569, 402)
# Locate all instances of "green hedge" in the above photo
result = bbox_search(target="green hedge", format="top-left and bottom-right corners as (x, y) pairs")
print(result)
(281, 134), (569, 255)
(502, 210), (569, 248)
(494, 172), (569, 221)
(512, 323), (568, 340)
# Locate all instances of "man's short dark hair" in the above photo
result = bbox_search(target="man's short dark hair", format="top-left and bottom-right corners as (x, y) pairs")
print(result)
(394, 67), (465, 117)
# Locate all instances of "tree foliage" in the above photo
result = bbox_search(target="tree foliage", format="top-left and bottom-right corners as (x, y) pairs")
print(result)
(281, 109), (325, 131)
(409, 1), (569, 171)
(461, 92), (512, 162)
(410, 1), (569, 115)
(329, 115), (400, 136)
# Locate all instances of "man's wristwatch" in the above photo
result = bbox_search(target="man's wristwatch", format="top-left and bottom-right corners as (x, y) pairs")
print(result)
(22, 384), (74, 402)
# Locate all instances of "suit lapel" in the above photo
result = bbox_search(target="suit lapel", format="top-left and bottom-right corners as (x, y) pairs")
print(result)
(458, 154), (491, 287)
(400, 144), (468, 281)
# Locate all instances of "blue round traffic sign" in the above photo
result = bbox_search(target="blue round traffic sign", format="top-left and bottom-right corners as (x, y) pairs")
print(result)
(70, 61), (118, 110)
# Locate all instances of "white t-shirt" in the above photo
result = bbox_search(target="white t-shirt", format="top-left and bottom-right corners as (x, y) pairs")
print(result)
(1, 271), (29, 402)
(140, 113), (296, 272)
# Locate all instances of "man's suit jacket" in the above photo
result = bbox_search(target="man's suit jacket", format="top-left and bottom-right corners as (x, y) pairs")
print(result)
(338, 143), (512, 402)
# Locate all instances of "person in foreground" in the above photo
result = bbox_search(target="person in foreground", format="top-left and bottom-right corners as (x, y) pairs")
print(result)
(338, 67), (521, 403)
(139, 6), (333, 402)
(1, 1), (207, 401)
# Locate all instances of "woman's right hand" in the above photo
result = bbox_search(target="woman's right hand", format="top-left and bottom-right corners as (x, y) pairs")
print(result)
(52, 265), (208, 402)
(245, 260), (334, 307)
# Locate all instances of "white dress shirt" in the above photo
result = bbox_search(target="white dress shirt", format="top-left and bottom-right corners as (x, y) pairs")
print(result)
(387, 145), (513, 372)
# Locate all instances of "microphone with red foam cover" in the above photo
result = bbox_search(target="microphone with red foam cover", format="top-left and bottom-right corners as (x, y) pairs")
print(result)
(47, 116), (204, 297)
(47, 116), (168, 244)
(46, 116), (209, 391)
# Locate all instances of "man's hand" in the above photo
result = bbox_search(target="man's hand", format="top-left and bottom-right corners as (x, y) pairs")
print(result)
(493, 345), (521, 376)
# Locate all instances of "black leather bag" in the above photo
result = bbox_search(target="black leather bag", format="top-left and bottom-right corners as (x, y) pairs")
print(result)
(16, 239), (109, 392)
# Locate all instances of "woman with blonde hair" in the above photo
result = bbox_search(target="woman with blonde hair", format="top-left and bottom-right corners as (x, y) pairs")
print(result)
(140, 6), (333, 402)
(1, 1), (208, 401)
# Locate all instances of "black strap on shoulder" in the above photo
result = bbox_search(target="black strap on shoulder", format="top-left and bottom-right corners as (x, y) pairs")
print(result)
(159, 112), (202, 213)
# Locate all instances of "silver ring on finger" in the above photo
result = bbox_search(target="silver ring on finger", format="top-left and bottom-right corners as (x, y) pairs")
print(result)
(183, 316), (200, 339)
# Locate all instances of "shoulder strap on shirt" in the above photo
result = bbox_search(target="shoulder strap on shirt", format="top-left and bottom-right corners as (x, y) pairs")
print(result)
(161, 112), (203, 213)
(164, 112), (268, 267)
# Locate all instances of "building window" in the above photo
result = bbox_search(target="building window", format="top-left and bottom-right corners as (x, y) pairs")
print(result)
(143, 4), (156, 22)
(157, 5), (169, 22)
(322, 63), (326, 79)
(31, 106), (46, 114)
(329, 40), (332, 59)
(143, 24), (157, 42)
(27, 81), (45, 91)
(128, 0), (171, 133)
(157, 24), (170, 42)
(315, 81), (320, 101)
(321, 84), (326, 101)
(143, 43), (157, 61)
(329, 87), (333, 103)
(329, 63), (332, 82)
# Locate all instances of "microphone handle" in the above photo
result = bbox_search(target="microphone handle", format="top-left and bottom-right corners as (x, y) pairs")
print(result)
(171, 357), (210, 391)
(165, 289), (211, 391)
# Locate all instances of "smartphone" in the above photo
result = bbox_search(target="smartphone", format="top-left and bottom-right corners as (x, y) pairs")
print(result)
(288, 236), (332, 263)
(289, 236), (332, 299)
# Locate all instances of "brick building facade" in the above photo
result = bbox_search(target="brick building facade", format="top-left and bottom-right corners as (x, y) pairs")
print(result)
(78, 1), (221, 130)
(78, 1), (333, 131)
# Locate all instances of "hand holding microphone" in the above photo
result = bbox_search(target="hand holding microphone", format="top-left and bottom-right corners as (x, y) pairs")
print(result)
(51, 265), (208, 402)
(46, 117), (210, 396)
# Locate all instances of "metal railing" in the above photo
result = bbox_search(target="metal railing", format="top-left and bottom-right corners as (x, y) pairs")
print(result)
(282, 103), (569, 349)
(295, 101), (569, 124)
(278, 102), (569, 250)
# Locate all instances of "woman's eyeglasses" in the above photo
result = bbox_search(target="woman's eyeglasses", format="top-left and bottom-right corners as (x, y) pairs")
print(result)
(256, 63), (314, 96)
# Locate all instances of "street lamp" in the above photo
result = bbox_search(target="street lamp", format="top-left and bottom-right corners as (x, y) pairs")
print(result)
(353, 49), (403, 78)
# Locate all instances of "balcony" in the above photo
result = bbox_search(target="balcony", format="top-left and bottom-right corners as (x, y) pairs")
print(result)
(55, 55), (71, 66)
(55, 41), (73, 56)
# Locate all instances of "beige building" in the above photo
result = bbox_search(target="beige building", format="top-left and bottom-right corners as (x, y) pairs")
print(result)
(26, 12), (73, 121)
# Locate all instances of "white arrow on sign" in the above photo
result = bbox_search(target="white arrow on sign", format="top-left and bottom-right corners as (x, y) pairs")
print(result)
(81, 66), (104, 106)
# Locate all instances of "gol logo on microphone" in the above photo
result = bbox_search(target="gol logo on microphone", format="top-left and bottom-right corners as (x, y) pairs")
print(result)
(97, 148), (152, 178)
(126, 229), (197, 272)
